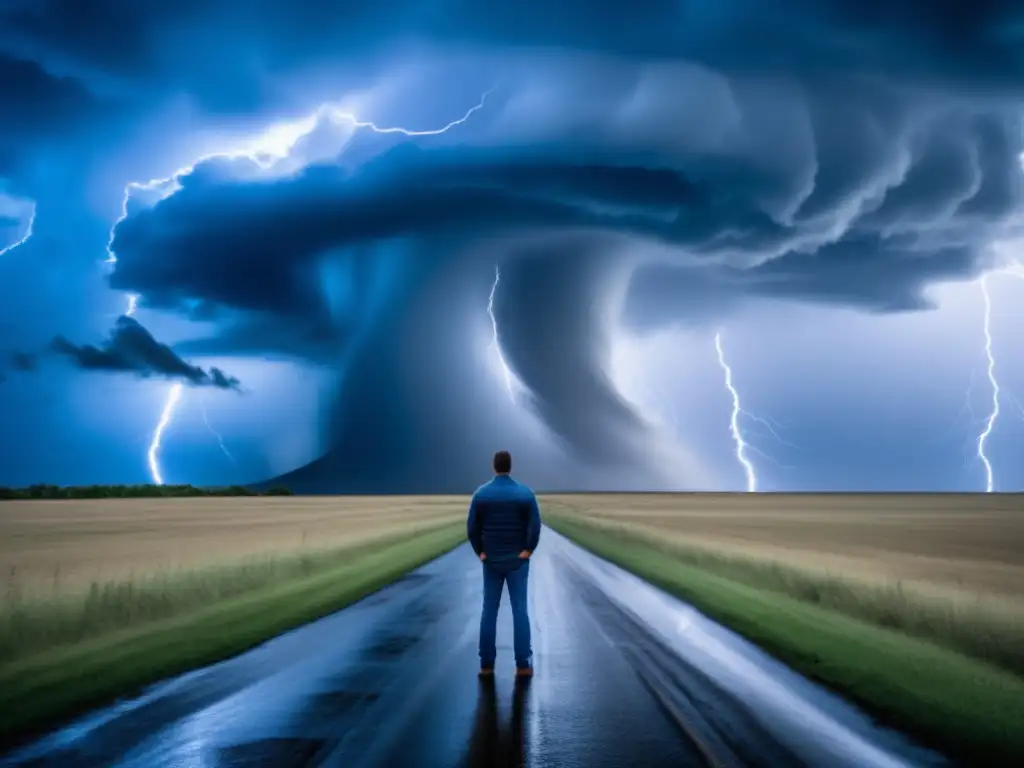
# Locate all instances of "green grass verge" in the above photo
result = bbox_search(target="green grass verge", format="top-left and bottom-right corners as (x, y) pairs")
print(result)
(0, 522), (464, 748)
(545, 512), (1024, 765)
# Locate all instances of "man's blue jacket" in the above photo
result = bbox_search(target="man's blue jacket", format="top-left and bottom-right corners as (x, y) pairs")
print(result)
(467, 474), (541, 570)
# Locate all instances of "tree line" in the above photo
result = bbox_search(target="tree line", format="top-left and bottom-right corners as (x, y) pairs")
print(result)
(0, 484), (294, 500)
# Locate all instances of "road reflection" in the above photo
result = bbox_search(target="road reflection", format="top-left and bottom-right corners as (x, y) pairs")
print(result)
(462, 677), (530, 768)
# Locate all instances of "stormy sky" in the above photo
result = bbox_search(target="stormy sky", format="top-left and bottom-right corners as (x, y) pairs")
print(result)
(2, 0), (1024, 492)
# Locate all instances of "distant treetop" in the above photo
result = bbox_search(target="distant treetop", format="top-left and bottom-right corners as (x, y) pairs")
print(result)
(0, 484), (294, 500)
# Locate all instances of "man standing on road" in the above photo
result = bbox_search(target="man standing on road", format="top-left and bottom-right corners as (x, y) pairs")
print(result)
(467, 450), (541, 678)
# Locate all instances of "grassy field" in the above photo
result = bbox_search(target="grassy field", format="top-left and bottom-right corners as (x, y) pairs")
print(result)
(543, 493), (1024, 764)
(2, 496), (468, 592)
(5, 492), (1023, 762)
(0, 496), (468, 746)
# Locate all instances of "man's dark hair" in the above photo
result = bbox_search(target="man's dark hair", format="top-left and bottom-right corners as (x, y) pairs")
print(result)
(493, 450), (512, 474)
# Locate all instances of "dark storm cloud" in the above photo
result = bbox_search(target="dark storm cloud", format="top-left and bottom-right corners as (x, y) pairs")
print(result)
(102, 59), (1024, 486)
(171, 317), (344, 363)
(624, 241), (986, 332)
(0, 53), (96, 135)
(107, 148), (700, 314)
(0, 0), (1022, 181)
(108, 95), (1023, 323)
(0, 52), (104, 185)
(1, 0), (1022, 175)
(9, 0), (1024, 490)
(5, 0), (1024, 88)
(619, 106), (1022, 328)
(50, 316), (241, 389)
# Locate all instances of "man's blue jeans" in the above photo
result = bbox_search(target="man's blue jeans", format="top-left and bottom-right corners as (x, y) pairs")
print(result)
(479, 560), (532, 669)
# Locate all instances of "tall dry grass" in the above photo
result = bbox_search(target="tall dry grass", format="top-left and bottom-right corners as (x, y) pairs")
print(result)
(544, 499), (1024, 677)
(0, 496), (468, 665)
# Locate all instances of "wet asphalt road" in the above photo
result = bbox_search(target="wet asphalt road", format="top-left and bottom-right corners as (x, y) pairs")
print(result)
(2, 529), (947, 768)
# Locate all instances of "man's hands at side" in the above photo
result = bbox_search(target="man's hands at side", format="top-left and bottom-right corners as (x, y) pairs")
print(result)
(479, 551), (531, 561)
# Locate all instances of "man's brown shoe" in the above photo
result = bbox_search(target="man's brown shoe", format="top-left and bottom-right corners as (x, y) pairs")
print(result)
(478, 667), (494, 677)
(515, 667), (533, 678)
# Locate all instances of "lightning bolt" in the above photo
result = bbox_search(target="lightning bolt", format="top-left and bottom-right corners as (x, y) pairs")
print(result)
(0, 202), (34, 257)
(124, 292), (180, 484)
(104, 93), (492, 483)
(976, 274), (1001, 492)
(714, 331), (758, 492)
(488, 264), (520, 404)
(131, 301), (229, 481)
(148, 383), (183, 486)
(201, 396), (235, 464)
(103, 90), (492, 264)
(968, 256), (1024, 492)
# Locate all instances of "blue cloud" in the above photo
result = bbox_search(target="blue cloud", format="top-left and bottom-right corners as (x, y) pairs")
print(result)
(50, 316), (241, 389)
(4, 0), (1024, 489)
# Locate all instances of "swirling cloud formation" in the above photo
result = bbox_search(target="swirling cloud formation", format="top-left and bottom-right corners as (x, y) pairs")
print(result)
(8, 0), (1023, 489)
